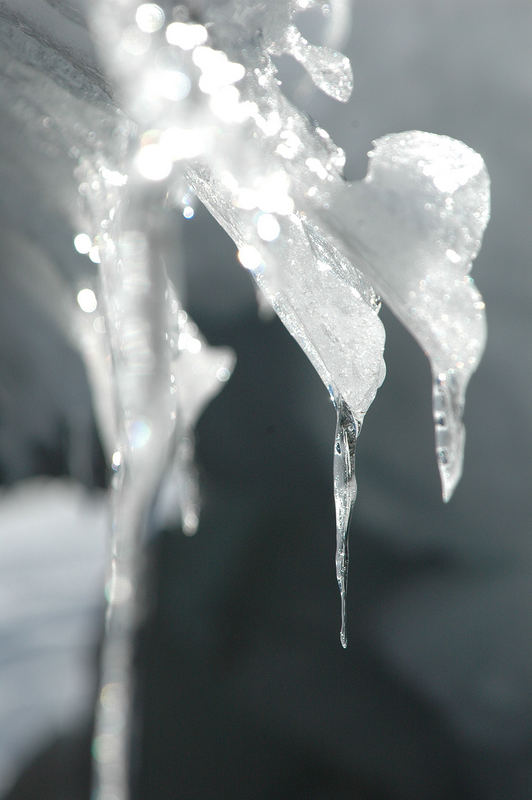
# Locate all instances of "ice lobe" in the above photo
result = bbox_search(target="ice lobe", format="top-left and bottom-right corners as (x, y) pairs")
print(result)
(324, 131), (489, 500)
(73, 143), (235, 799)
(189, 166), (385, 415)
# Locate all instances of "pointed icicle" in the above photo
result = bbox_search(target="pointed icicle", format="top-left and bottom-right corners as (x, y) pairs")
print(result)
(332, 394), (360, 648)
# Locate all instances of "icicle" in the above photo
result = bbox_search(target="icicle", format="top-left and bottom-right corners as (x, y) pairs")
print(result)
(324, 131), (489, 500)
(156, 291), (236, 532)
(91, 191), (176, 800)
(332, 394), (359, 648)
(432, 367), (466, 502)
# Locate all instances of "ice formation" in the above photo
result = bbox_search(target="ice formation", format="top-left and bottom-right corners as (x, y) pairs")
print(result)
(81, 8), (490, 792)
(89, 0), (488, 664)
(72, 156), (235, 800)
(0, 1), (489, 798)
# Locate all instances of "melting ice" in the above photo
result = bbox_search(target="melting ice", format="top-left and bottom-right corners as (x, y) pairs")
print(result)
(0, 0), (490, 797)
(85, 0), (489, 670)
(90, 0), (488, 648)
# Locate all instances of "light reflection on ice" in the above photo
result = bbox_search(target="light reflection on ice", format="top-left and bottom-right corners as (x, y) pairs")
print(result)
(74, 233), (92, 255)
(77, 288), (98, 314)
(135, 3), (165, 34)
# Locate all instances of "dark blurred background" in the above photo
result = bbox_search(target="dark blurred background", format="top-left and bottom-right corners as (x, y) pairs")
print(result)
(0, 1), (531, 798)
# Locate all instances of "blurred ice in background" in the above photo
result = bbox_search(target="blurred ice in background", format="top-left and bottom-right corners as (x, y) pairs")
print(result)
(0, 480), (106, 795)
